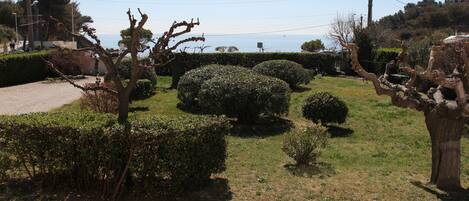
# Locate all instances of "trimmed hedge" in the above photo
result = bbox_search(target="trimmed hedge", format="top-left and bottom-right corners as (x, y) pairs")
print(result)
(119, 59), (158, 87)
(0, 112), (229, 193)
(162, 52), (338, 87)
(253, 60), (313, 88)
(374, 48), (401, 75)
(0, 51), (53, 87)
(302, 92), (348, 125)
(129, 79), (156, 100)
(198, 73), (290, 123)
(177, 64), (252, 108)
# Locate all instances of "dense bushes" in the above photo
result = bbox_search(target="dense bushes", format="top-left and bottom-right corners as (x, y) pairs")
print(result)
(118, 59), (158, 86)
(177, 64), (252, 108)
(198, 73), (290, 123)
(128, 79), (156, 100)
(0, 51), (53, 87)
(253, 60), (313, 88)
(0, 112), (229, 193)
(302, 92), (348, 125)
(163, 52), (338, 87)
(282, 125), (328, 166)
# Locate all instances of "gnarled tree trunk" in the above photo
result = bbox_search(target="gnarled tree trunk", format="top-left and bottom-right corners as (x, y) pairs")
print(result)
(425, 110), (465, 191)
(118, 93), (130, 123)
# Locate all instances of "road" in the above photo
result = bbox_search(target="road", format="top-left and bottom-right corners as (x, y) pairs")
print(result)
(0, 77), (96, 115)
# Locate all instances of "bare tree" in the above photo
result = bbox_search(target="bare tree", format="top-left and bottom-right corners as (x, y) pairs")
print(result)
(329, 14), (356, 48)
(227, 46), (239, 53)
(46, 9), (204, 122)
(195, 44), (211, 53)
(336, 34), (469, 190)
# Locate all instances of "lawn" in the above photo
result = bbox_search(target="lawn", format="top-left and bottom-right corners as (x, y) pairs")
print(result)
(53, 76), (469, 200)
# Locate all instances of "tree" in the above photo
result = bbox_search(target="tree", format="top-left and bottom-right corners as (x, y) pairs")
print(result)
(119, 27), (153, 49)
(215, 46), (238, 53)
(0, 0), (23, 29)
(301, 39), (325, 52)
(46, 9), (204, 123)
(335, 34), (469, 191)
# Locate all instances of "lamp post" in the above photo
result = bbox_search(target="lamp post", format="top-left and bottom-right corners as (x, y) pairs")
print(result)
(71, 0), (75, 42)
(12, 12), (18, 43)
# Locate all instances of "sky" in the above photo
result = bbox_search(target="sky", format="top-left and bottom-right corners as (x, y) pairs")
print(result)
(76, 0), (428, 36)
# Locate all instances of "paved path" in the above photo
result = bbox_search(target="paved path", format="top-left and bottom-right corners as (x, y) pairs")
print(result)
(0, 77), (96, 115)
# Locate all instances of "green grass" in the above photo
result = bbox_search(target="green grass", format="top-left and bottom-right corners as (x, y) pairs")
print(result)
(30, 76), (469, 200)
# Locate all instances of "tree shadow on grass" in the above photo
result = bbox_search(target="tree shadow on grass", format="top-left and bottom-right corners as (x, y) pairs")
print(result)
(284, 162), (336, 178)
(291, 86), (312, 93)
(411, 181), (469, 201)
(129, 106), (150, 113)
(327, 125), (354, 138)
(230, 116), (294, 138)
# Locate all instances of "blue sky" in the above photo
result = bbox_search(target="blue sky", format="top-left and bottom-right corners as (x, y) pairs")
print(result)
(77, 0), (426, 35)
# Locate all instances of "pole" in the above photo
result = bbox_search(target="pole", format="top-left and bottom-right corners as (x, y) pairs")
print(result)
(13, 13), (18, 43)
(25, 0), (34, 51)
(368, 0), (373, 27)
(71, 0), (75, 42)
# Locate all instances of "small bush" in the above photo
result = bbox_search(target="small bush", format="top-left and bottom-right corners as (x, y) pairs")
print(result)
(253, 60), (313, 88)
(282, 125), (328, 166)
(128, 79), (156, 100)
(177, 64), (252, 108)
(118, 59), (158, 86)
(80, 82), (119, 113)
(302, 92), (348, 125)
(198, 73), (290, 123)
(0, 112), (229, 193)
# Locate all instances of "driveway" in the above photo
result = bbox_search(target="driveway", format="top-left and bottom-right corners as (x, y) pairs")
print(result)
(0, 77), (96, 115)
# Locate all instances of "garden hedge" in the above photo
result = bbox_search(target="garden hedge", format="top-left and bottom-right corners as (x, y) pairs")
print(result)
(0, 112), (229, 193)
(0, 51), (53, 87)
(253, 60), (313, 88)
(160, 52), (338, 88)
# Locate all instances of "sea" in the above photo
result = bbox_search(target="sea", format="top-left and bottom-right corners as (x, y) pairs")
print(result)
(97, 34), (333, 53)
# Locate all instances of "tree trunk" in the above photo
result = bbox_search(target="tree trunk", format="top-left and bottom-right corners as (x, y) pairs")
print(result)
(118, 93), (130, 123)
(425, 110), (465, 191)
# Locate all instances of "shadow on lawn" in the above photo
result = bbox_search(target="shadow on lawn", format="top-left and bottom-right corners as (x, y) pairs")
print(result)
(230, 116), (294, 138)
(411, 181), (469, 201)
(327, 125), (354, 138)
(284, 162), (336, 178)
(291, 86), (312, 93)
(129, 106), (150, 112)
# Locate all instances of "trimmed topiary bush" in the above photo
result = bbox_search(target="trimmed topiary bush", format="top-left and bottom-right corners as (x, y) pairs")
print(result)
(118, 59), (158, 86)
(282, 125), (328, 166)
(0, 112), (230, 193)
(253, 60), (313, 88)
(302, 92), (348, 125)
(129, 79), (156, 100)
(198, 73), (290, 123)
(177, 64), (252, 108)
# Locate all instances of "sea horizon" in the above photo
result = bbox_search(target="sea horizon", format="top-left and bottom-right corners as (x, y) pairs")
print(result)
(97, 34), (334, 53)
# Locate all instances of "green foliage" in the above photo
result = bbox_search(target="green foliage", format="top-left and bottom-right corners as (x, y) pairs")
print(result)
(177, 64), (252, 108)
(0, 1), (23, 29)
(253, 60), (313, 88)
(118, 59), (158, 86)
(282, 125), (328, 165)
(0, 51), (53, 87)
(0, 112), (229, 193)
(301, 39), (325, 52)
(374, 48), (401, 75)
(129, 79), (156, 100)
(353, 28), (375, 74)
(0, 25), (16, 43)
(302, 92), (348, 125)
(119, 27), (153, 49)
(163, 52), (338, 87)
(198, 73), (290, 123)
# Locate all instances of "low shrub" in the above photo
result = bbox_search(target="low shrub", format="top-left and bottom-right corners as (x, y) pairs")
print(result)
(128, 79), (156, 100)
(0, 51), (53, 87)
(0, 112), (229, 194)
(302, 92), (348, 125)
(177, 64), (252, 108)
(282, 125), (328, 166)
(253, 60), (313, 88)
(198, 73), (290, 123)
(80, 82), (119, 113)
(118, 59), (158, 86)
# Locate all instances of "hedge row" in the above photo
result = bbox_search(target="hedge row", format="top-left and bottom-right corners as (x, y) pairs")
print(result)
(161, 52), (338, 87)
(0, 112), (229, 193)
(0, 51), (53, 87)
(338, 48), (401, 75)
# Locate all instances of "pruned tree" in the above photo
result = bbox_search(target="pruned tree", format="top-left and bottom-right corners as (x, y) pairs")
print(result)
(335, 32), (469, 190)
(45, 9), (204, 123)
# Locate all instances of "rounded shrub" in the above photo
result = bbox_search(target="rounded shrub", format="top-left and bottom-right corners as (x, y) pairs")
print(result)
(253, 60), (313, 88)
(282, 125), (328, 165)
(177, 64), (252, 108)
(198, 73), (290, 123)
(302, 92), (348, 124)
(118, 59), (158, 86)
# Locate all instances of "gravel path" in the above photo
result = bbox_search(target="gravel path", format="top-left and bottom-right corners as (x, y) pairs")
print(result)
(0, 77), (96, 115)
